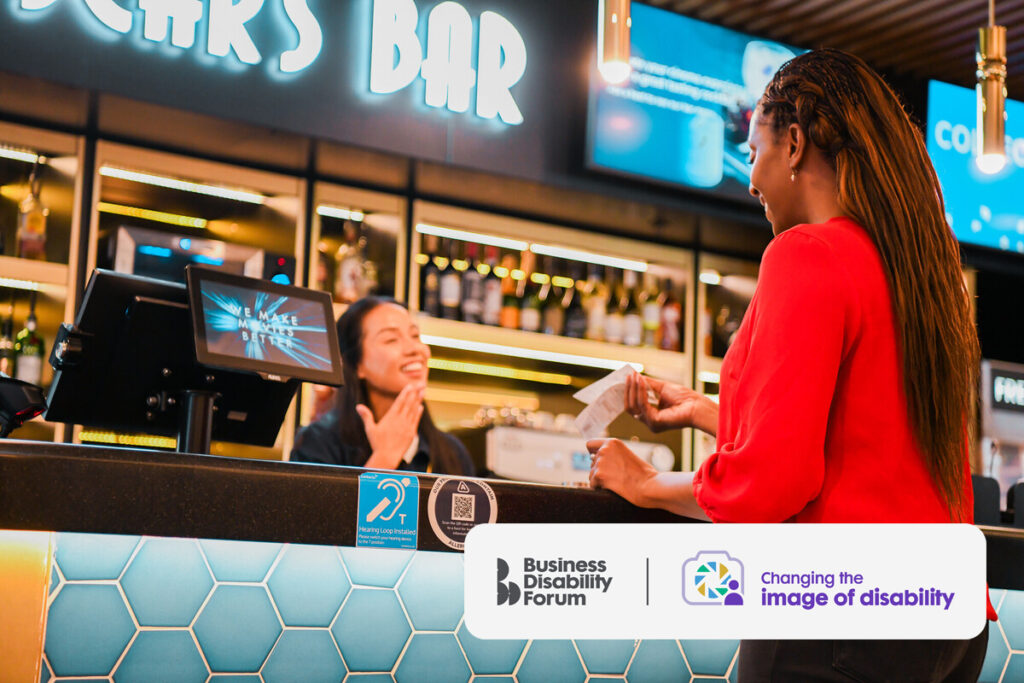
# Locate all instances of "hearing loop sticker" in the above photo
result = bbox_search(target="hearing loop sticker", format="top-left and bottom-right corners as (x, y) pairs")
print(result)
(428, 477), (498, 550)
(356, 472), (419, 549)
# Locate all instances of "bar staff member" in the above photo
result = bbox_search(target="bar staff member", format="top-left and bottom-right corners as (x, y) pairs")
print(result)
(588, 49), (992, 682)
(291, 296), (474, 475)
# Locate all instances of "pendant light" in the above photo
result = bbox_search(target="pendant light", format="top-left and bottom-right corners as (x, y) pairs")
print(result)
(598, 0), (631, 85)
(976, 0), (1007, 174)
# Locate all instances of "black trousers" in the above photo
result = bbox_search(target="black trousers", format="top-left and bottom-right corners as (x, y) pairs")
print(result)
(737, 623), (989, 683)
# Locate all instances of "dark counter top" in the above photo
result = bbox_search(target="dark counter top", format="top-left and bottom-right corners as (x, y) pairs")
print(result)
(3, 440), (1022, 590)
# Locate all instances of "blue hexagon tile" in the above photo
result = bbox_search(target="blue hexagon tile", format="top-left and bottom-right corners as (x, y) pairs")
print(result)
(121, 538), (214, 627)
(345, 675), (396, 682)
(55, 533), (140, 580)
(468, 678), (515, 683)
(200, 539), (282, 583)
(340, 547), (413, 588)
(267, 544), (350, 627)
(395, 633), (471, 683)
(39, 657), (51, 683)
(626, 641), (688, 683)
(455, 621), (526, 675)
(998, 590), (1024, 651)
(516, 640), (585, 683)
(990, 588), (1006, 612)
(113, 630), (207, 682)
(50, 564), (59, 595)
(262, 629), (346, 683)
(194, 585), (282, 673)
(575, 640), (635, 675)
(397, 551), (464, 631)
(679, 640), (738, 676)
(45, 584), (136, 677)
(692, 678), (726, 683)
(208, 677), (263, 682)
(332, 589), (411, 672)
(978, 625), (1010, 683)
(1001, 654), (1024, 683)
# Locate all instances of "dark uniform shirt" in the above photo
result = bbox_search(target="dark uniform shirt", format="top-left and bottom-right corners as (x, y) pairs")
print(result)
(290, 410), (475, 475)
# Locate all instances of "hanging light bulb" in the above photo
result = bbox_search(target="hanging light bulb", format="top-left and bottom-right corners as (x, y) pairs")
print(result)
(976, 0), (1007, 174)
(598, 0), (631, 85)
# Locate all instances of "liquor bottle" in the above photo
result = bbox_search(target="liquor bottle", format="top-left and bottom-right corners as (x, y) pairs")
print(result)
(439, 239), (462, 320)
(603, 269), (625, 344)
(701, 299), (714, 356)
(14, 292), (45, 386)
(658, 278), (683, 352)
(622, 269), (643, 347)
(542, 258), (565, 336)
(461, 243), (484, 324)
(499, 253), (520, 329)
(641, 272), (663, 347)
(481, 246), (502, 325)
(0, 315), (14, 377)
(583, 264), (607, 341)
(520, 271), (542, 333)
(562, 262), (587, 339)
(333, 220), (365, 304)
(16, 163), (48, 261)
(420, 234), (441, 316)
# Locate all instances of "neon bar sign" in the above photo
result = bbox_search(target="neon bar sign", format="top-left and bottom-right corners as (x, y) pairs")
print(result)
(15, 0), (527, 125)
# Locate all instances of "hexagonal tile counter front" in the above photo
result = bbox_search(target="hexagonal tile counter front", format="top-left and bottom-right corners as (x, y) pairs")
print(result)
(194, 585), (282, 673)
(626, 640), (688, 683)
(395, 633), (470, 683)
(262, 629), (346, 683)
(397, 552), (464, 631)
(45, 585), (136, 677)
(998, 590), (1024, 651)
(340, 547), (413, 588)
(332, 588), (411, 672)
(516, 641), (585, 683)
(113, 630), (208, 683)
(679, 640), (739, 676)
(121, 538), (214, 627)
(55, 533), (141, 580)
(199, 539), (282, 583)
(575, 640), (636, 675)
(267, 544), (351, 627)
(455, 622), (526, 675)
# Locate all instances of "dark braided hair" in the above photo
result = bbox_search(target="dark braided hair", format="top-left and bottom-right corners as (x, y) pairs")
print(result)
(759, 49), (980, 521)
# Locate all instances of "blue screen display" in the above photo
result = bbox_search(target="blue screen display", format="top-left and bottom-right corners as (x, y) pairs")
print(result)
(587, 4), (802, 200)
(927, 80), (1024, 254)
(200, 281), (332, 372)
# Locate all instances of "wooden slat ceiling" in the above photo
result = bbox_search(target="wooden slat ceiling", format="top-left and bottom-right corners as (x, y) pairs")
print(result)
(644, 0), (1024, 97)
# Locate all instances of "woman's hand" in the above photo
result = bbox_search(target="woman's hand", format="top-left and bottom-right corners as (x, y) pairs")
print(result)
(357, 384), (424, 469)
(587, 438), (658, 507)
(625, 373), (718, 436)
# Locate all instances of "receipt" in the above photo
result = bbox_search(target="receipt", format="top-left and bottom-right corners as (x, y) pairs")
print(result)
(573, 365), (637, 440)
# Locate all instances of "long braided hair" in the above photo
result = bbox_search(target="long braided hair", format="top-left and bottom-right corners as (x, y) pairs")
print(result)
(759, 49), (979, 520)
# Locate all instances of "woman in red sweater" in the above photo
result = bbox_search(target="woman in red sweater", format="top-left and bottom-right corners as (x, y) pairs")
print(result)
(588, 49), (990, 682)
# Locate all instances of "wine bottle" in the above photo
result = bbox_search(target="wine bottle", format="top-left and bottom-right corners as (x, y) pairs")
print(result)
(439, 239), (462, 320)
(641, 272), (662, 347)
(622, 269), (643, 347)
(658, 278), (682, 352)
(541, 257), (565, 336)
(563, 262), (587, 339)
(461, 243), (484, 324)
(16, 162), (47, 261)
(583, 264), (607, 341)
(603, 269), (625, 344)
(499, 253), (520, 329)
(14, 292), (45, 386)
(0, 315), (14, 377)
(420, 234), (442, 317)
(520, 274), (542, 333)
(481, 246), (502, 325)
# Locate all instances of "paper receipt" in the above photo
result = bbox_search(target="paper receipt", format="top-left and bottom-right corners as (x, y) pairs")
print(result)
(573, 365), (637, 440)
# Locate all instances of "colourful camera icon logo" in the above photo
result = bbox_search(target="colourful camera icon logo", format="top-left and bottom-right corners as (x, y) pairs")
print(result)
(682, 551), (744, 606)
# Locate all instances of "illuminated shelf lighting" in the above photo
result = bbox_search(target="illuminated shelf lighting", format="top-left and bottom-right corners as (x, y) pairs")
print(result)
(416, 223), (529, 251)
(493, 266), (510, 278)
(451, 259), (470, 272)
(530, 272), (549, 285)
(99, 166), (266, 204)
(699, 270), (722, 285)
(530, 243), (647, 273)
(697, 371), (721, 384)
(414, 253), (430, 265)
(420, 334), (643, 373)
(98, 202), (208, 229)
(0, 146), (43, 164)
(317, 205), (365, 221)
(426, 386), (539, 411)
(428, 358), (573, 385)
(79, 430), (176, 449)
(551, 276), (576, 288)
(0, 277), (40, 292)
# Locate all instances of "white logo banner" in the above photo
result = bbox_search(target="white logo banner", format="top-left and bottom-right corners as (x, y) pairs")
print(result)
(464, 524), (986, 640)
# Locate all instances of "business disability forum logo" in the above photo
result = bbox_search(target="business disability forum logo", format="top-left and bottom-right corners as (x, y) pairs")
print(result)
(683, 551), (745, 606)
(497, 557), (613, 606)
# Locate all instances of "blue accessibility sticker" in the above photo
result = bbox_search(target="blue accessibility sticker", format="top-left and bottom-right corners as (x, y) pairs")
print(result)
(356, 472), (419, 549)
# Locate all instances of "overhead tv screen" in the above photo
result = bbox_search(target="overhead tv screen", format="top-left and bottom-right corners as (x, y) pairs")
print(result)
(586, 4), (802, 200)
(927, 79), (1024, 254)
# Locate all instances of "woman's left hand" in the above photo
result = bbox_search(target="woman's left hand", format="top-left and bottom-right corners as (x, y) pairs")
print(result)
(587, 438), (657, 507)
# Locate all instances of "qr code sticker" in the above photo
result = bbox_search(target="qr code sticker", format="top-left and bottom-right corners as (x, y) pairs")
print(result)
(452, 493), (475, 521)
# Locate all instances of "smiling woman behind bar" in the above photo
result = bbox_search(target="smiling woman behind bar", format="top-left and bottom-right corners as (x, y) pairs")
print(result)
(588, 49), (991, 682)
(291, 296), (474, 475)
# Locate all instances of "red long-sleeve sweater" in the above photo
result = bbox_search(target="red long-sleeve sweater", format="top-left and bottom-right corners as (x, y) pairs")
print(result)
(690, 217), (995, 620)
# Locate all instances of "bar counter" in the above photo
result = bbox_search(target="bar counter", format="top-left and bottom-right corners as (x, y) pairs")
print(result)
(1, 440), (1022, 682)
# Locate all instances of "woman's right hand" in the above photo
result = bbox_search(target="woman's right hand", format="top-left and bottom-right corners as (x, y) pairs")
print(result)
(357, 383), (424, 469)
(625, 373), (716, 435)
